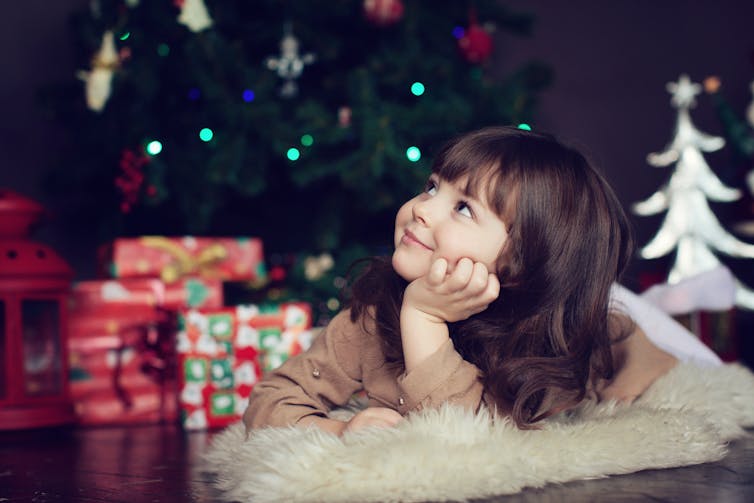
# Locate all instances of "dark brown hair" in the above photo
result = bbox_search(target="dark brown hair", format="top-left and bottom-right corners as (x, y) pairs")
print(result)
(348, 126), (634, 428)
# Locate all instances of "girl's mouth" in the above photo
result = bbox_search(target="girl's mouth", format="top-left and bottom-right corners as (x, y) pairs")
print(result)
(403, 230), (432, 250)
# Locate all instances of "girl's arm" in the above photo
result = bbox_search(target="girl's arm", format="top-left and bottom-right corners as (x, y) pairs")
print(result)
(595, 316), (678, 403)
(400, 257), (499, 372)
(242, 309), (364, 430)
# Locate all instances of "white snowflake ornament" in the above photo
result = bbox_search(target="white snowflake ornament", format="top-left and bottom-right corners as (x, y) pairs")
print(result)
(266, 26), (315, 98)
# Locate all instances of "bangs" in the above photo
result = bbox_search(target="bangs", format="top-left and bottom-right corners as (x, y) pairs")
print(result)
(431, 133), (520, 221)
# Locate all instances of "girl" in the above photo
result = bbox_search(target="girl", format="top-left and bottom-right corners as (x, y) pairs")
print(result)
(243, 126), (720, 435)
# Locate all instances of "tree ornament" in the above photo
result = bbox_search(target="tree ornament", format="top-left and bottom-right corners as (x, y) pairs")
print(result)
(175, 0), (213, 33)
(115, 148), (150, 213)
(338, 106), (352, 127)
(363, 0), (404, 27)
(458, 11), (494, 64)
(633, 74), (754, 310)
(265, 24), (315, 98)
(77, 30), (119, 112)
(303, 253), (334, 281)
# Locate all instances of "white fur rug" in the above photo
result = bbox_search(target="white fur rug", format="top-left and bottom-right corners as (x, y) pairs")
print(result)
(204, 363), (754, 503)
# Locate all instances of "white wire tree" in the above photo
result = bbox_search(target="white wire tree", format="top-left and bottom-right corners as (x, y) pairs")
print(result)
(634, 74), (754, 310)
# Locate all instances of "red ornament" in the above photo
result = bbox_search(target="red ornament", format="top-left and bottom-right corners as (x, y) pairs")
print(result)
(458, 14), (493, 64)
(115, 148), (150, 213)
(363, 0), (404, 27)
(0, 190), (76, 429)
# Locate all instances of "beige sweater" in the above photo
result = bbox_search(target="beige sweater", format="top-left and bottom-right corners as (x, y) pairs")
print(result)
(243, 308), (484, 429)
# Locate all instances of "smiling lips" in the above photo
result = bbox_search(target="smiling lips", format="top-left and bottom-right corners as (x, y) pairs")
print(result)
(402, 230), (432, 250)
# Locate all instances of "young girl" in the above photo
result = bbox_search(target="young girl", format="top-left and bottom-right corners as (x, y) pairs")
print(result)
(243, 126), (720, 435)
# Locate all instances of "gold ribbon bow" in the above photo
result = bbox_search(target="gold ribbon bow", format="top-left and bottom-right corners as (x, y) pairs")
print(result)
(141, 237), (228, 283)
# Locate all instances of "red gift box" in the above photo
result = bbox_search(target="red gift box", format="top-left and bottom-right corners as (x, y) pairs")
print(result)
(177, 302), (314, 430)
(71, 277), (223, 311)
(68, 307), (178, 425)
(98, 236), (267, 283)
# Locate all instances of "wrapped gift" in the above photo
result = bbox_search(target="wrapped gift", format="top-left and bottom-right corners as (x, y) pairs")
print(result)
(71, 277), (223, 311)
(177, 302), (314, 430)
(68, 307), (178, 425)
(98, 236), (267, 283)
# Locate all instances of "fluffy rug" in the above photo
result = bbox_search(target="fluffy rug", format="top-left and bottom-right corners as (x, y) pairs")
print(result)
(204, 363), (754, 503)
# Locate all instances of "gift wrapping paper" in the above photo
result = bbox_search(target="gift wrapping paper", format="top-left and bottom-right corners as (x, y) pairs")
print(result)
(177, 302), (314, 430)
(98, 236), (267, 283)
(68, 306), (178, 425)
(71, 277), (223, 311)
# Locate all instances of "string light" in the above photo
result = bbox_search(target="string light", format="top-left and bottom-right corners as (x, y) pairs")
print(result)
(406, 146), (421, 162)
(157, 43), (170, 57)
(146, 140), (163, 155)
(411, 82), (425, 96)
(300, 134), (314, 147)
(517, 123), (532, 131)
(452, 27), (465, 39)
(199, 128), (214, 142)
(188, 88), (200, 101)
(287, 147), (300, 161)
(119, 31), (131, 41)
(242, 89), (255, 102)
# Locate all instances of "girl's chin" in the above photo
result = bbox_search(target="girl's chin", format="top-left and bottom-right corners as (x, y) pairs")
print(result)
(391, 253), (427, 282)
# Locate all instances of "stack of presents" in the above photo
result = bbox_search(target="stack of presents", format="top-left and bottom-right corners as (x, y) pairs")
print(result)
(67, 236), (315, 430)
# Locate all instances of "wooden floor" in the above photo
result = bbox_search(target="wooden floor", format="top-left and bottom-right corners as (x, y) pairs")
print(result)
(1, 423), (753, 502)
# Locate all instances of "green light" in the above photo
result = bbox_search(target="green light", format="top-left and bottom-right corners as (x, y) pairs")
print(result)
(199, 128), (214, 142)
(410, 82), (425, 96)
(157, 43), (170, 57)
(120, 31), (131, 41)
(517, 123), (532, 131)
(146, 140), (163, 155)
(406, 146), (421, 162)
(287, 148), (301, 161)
(300, 134), (314, 147)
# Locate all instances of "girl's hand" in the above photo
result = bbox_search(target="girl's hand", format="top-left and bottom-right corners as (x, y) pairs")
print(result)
(403, 257), (500, 324)
(343, 407), (404, 434)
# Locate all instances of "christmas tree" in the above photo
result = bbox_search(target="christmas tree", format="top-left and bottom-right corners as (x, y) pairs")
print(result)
(703, 76), (754, 226)
(634, 74), (754, 309)
(41, 0), (550, 314)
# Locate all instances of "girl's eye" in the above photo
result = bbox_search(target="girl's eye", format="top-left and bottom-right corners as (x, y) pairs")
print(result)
(456, 201), (473, 218)
(424, 180), (438, 195)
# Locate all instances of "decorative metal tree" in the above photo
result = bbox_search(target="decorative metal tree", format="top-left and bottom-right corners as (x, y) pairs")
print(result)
(634, 74), (754, 310)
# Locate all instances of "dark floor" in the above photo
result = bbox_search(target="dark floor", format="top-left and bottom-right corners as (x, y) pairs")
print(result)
(1, 423), (753, 503)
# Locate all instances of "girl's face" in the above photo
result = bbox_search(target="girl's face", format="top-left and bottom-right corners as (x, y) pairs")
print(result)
(392, 173), (509, 282)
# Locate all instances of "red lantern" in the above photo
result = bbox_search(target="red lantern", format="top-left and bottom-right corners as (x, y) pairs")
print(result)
(0, 189), (75, 429)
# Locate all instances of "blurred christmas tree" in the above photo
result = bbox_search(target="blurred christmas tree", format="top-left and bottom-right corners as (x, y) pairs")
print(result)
(41, 0), (550, 314)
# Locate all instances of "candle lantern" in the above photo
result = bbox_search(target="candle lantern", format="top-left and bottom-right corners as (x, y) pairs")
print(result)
(0, 189), (75, 429)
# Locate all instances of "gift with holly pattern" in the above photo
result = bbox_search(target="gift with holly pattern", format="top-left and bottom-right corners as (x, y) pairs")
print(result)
(177, 302), (314, 430)
(98, 236), (267, 283)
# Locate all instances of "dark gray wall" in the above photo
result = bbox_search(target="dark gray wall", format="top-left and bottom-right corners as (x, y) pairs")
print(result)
(2, 1), (754, 287)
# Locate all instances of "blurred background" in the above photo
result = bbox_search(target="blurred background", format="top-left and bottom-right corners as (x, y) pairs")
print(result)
(1, 0), (753, 315)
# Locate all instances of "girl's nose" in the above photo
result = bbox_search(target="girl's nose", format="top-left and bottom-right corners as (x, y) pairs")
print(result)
(412, 199), (431, 225)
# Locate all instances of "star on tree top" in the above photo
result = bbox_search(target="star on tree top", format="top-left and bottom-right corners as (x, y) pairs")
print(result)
(667, 74), (702, 109)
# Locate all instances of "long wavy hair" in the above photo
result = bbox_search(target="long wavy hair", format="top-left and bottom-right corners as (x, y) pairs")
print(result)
(347, 126), (634, 428)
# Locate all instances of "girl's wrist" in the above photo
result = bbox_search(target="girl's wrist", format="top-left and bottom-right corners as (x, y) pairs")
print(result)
(400, 297), (446, 325)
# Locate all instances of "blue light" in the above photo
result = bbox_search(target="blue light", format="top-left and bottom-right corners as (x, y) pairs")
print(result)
(188, 88), (200, 101)
(242, 89), (255, 102)
(452, 26), (465, 39)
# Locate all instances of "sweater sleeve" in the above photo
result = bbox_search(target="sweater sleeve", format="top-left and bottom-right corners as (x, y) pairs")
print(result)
(242, 309), (364, 429)
(396, 338), (484, 412)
